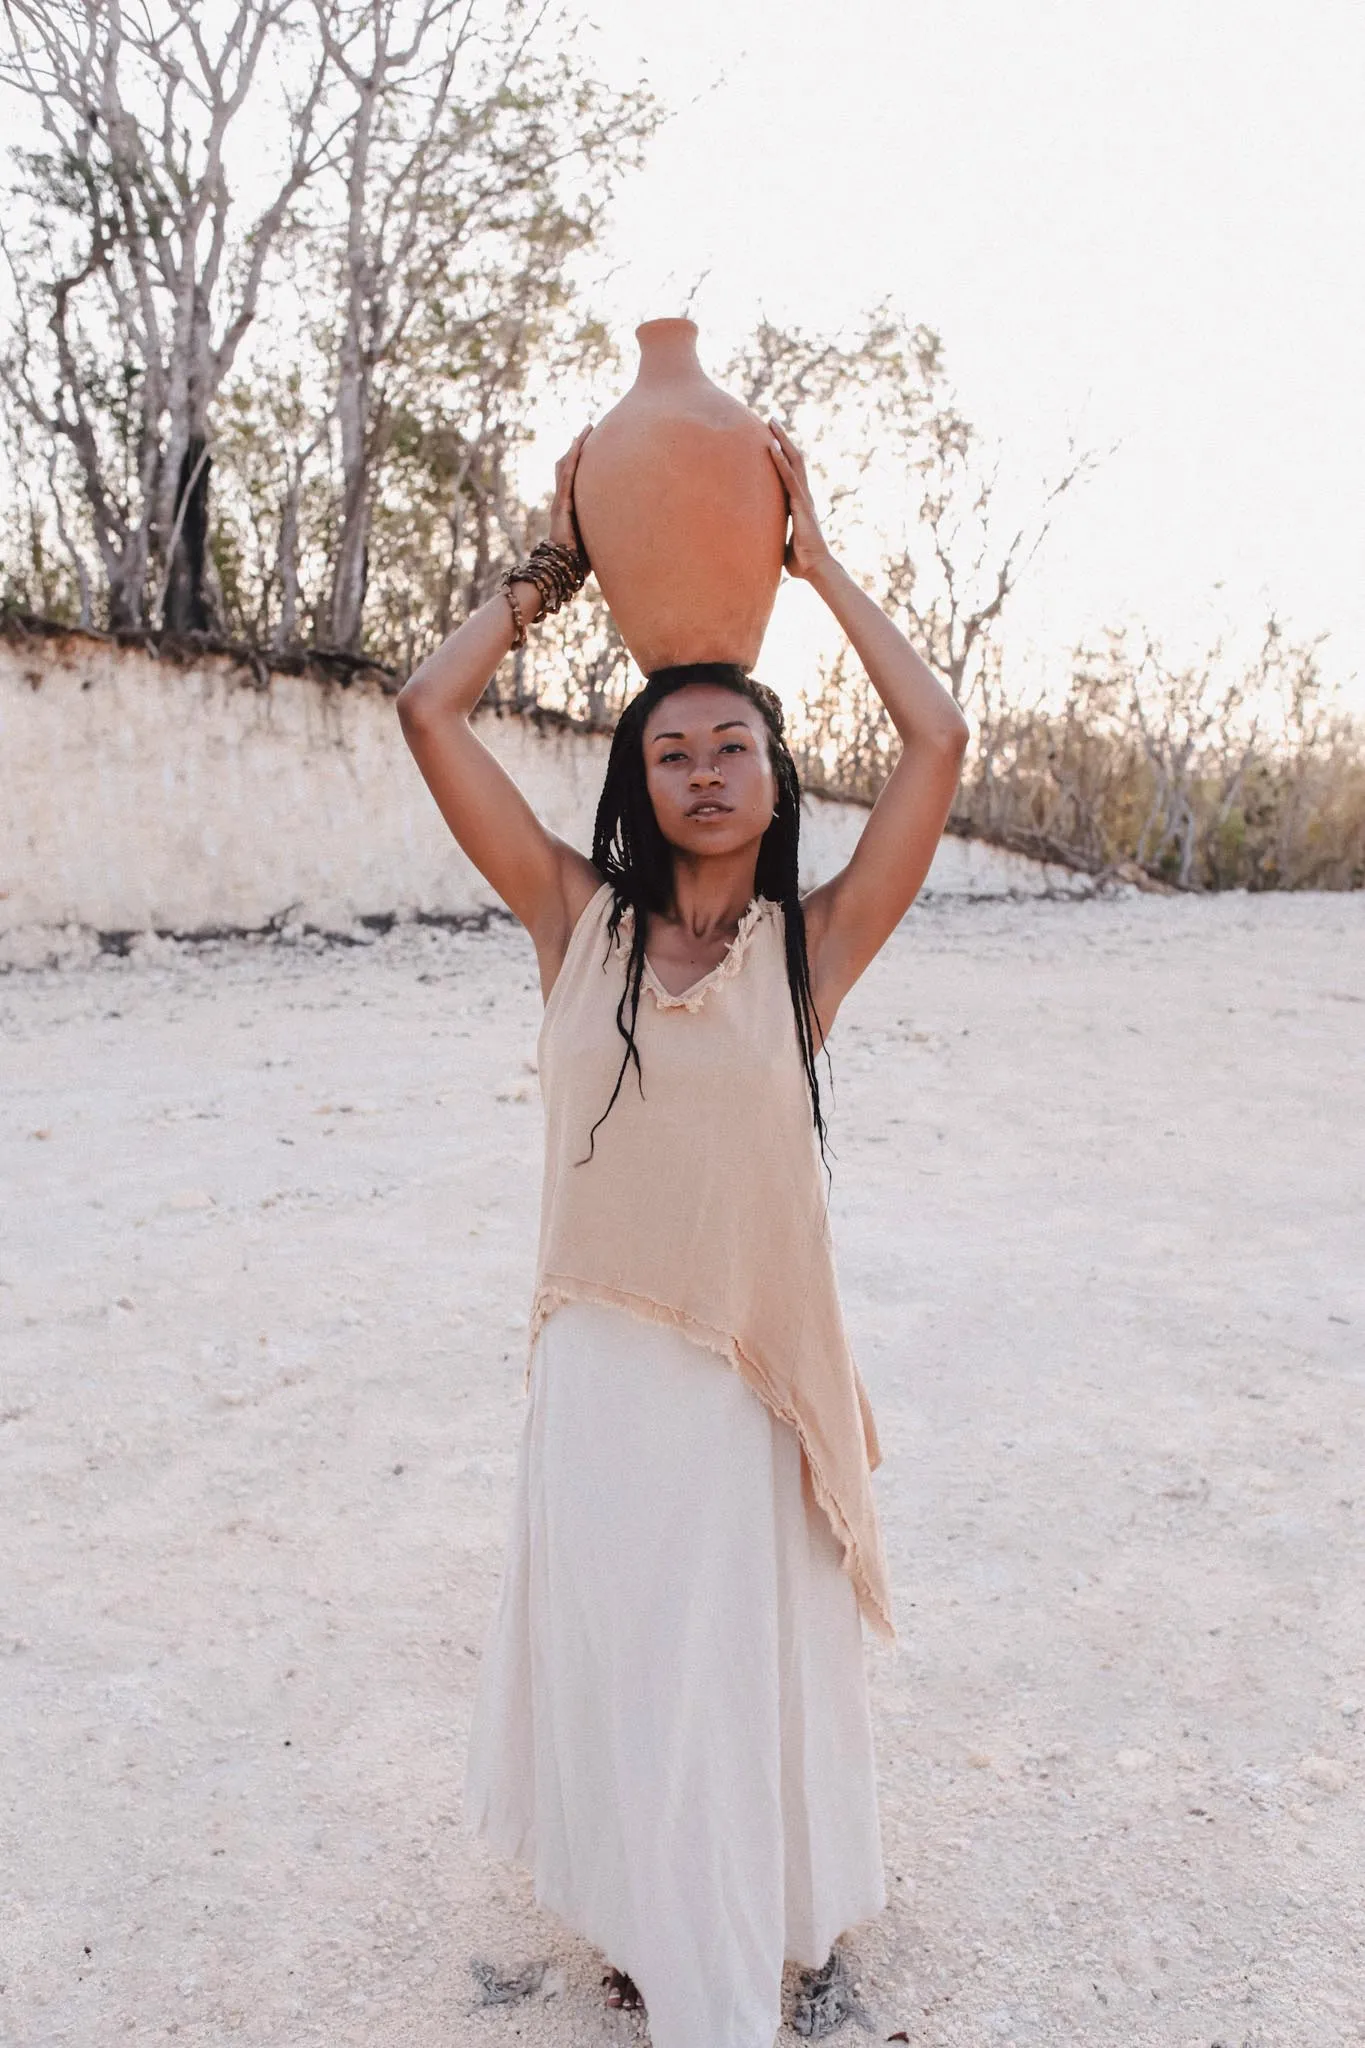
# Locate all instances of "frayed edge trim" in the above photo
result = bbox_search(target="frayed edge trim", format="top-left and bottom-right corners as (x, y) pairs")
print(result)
(621, 895), (776, 1012)
(526, 1277), (896, 1642)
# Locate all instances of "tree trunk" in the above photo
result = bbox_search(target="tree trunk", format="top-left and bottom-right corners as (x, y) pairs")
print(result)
(327, 416), (370, 648)
(161, 436), (213, 634)
(106, 528), (151, 631)
(326, 58), (376, 654)
(273, 453), (303, 651)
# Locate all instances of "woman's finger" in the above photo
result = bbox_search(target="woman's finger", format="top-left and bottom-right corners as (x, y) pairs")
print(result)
(769, 442), (815, 519)
(555, 424), (593, 482)
(768, 417), (805, 467)
(768, 436), (804, 488)
(768, 444), (800, 507)
(771, 445), (810, 504)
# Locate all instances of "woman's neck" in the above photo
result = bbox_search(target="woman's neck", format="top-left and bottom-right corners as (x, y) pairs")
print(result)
(663, 854), (759, 938)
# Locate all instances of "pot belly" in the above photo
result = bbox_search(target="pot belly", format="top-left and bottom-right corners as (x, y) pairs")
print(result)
(574, 403), (787, 674)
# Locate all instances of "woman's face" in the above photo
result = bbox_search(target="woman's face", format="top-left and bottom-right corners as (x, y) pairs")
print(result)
(641, 685), (777, 857)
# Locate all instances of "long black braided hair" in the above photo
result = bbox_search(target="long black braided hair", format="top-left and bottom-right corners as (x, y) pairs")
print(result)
(580, 660), (832, 1175)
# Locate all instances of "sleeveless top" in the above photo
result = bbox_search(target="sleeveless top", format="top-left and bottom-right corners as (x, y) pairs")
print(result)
(527, 879), (894, 1640)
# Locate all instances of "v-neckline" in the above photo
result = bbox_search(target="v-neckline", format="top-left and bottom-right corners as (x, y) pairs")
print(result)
(636, 898), (769, 1009)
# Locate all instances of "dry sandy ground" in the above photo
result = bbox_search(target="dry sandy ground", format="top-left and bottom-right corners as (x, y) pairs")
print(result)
(3, 890), (1364, 2048)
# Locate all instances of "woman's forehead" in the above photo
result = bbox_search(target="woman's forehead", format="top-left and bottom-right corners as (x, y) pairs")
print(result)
(643, 686), (763, 743)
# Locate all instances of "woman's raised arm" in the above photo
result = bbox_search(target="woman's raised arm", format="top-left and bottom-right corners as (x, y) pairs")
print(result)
(766, 420), (971, 1034)
(396, 428), (602, 989)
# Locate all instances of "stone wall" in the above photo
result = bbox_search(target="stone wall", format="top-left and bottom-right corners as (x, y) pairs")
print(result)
(0, 627), (1093, 966)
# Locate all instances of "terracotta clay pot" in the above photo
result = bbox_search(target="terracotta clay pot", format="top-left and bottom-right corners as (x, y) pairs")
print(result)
(573, 318), (788, 674)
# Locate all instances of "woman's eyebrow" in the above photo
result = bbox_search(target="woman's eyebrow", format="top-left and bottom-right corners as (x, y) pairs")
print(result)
(649, 720), (751, 744)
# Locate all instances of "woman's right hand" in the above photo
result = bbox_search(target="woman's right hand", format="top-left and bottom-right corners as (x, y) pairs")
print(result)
(549, 425), (593, 565)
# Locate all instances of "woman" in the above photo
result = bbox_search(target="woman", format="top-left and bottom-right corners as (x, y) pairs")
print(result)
(397, 419), (968, 2047)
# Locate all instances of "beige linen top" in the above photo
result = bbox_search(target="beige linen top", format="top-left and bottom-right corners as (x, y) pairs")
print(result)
(527, 879), (894, 1640)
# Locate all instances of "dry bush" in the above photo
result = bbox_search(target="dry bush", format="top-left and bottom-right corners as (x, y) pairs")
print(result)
(796, 619), (1365, 891)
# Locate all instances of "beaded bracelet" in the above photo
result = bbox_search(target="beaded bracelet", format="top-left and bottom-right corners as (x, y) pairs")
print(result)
(530, 536), (588, 601)
(502, 577), (528, 650)
(523, 549), (581, 615)
(502, 538), (586, 616)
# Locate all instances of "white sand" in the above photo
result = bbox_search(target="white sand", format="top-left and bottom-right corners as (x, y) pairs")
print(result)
(2, 891), (1363, 2048)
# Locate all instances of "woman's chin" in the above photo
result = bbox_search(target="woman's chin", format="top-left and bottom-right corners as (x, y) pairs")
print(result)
(666, 817), (760, 855)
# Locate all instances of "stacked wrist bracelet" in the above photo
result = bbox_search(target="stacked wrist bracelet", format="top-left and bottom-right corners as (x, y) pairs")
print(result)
(500, 538), (588, 649)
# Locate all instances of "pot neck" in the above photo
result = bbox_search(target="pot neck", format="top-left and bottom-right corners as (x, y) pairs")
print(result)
(633, 317), (704, 385)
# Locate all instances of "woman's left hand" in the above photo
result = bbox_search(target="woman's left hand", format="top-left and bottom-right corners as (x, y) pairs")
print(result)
(767, 419), (833, 581)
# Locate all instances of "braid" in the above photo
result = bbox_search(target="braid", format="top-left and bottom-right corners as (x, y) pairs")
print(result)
(579, 662), (833, 1179)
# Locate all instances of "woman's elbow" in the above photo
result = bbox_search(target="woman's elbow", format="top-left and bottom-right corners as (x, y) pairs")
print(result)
(932, 705), (972, 757)
(395, 671), (435, 734)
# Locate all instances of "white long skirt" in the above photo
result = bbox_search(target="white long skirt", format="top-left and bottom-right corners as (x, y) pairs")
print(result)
(463, 1299), (885, 2048)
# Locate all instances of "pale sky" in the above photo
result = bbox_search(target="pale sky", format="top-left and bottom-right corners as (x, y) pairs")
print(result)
(532, 0), (1365, 709)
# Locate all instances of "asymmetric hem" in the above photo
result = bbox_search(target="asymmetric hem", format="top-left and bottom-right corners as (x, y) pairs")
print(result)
(527, 1274), (894, 1640)
(529, 879), (895, 1641)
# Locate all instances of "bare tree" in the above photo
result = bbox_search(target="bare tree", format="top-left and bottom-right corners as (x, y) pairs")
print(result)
(879, 419), (1096, 711)
(309, 0), (656, 648)
(730, 306), (1096, 702)
(735, 305), (1101, 826)
(528, 582), (633, 727)
(0, 0), (333, 629)
(211, 358), (330, 646)
(725, 305), (947, 532)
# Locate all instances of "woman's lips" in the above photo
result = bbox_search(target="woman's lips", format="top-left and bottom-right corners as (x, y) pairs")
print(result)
(686, 801), (732, 817)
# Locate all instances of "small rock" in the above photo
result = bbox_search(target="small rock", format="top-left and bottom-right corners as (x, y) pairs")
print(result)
(1299, 1755), (1348, 1794)
(168, 1189), (214, 1212)
(469, 1958), (549, 2005)
(1116, 1748), (1153, 1773)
